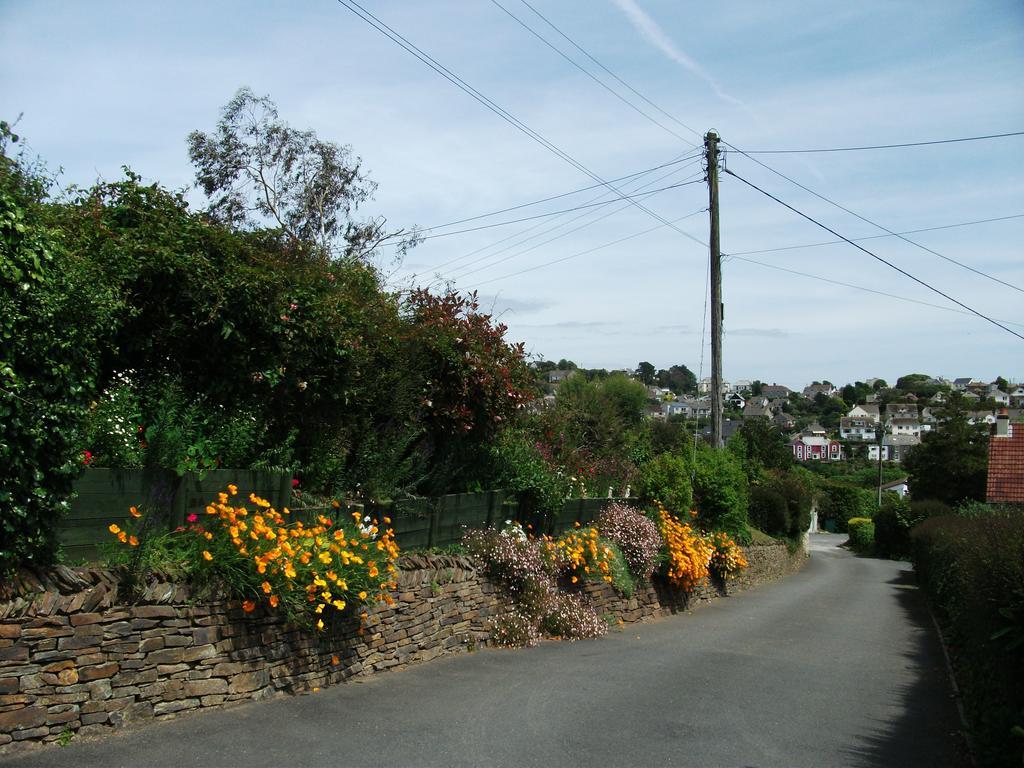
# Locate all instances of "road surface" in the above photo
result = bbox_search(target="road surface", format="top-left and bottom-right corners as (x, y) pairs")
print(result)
(5, 533), (966, 767)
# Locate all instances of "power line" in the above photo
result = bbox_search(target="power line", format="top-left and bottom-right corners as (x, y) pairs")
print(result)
(414, 178), (704, 243)
(489, 0), (697, 146)
(442, 170), (705, 280)
(335, 0), (702, 244)
(468, 208), (707, 288)
(724, 141), (1024, 295)
(724, 168), (1024, 342)
(418, 151), (702, 233)
(737, 130), (1024, 154)
(726, 255), (1024, 329)
(728, 213), (1024, 257)
(516, 0), (703, 141)
(421, 160), (703, 280)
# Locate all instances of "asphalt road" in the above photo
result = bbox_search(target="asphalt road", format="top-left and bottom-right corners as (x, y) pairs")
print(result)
(6, 533), (967, 768)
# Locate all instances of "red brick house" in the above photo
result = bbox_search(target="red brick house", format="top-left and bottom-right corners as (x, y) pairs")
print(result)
(986, 412), (1024, 503)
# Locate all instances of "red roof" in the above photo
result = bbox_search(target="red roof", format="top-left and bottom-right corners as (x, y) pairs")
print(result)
(987, 425), (1024, 503)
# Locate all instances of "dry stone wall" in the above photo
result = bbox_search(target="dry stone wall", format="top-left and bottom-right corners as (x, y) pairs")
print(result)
(0, 543), (805, 751)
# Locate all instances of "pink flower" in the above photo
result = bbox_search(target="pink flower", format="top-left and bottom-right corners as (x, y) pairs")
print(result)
(292, 478), (300, 489)
(81, 450), (93, 466)
(186, 513), (198, 523)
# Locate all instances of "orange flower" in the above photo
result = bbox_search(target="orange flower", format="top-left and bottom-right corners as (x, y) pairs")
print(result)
(228, 484), (238, 495)
(242, 600), (256, 613)
(128, 535), (139, 547)
(269, 594), (280, 608)
(203, 550), (213, 561)
(129, 506), (141, 518)
(117, 532), (127, 543)
(108, 523), (121, 534)
(261, 580), (272, 594)
(331, 654), (340, 665)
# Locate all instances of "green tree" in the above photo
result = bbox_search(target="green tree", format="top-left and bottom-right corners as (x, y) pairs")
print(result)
(903, 398), (988, 506)
(729, 419), (793, 479)
(656, 364), (696, 395)
(635, 361), (656, 385)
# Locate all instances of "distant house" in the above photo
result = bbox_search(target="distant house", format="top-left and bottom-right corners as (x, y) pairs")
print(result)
(802, 383), (837, 399)
(840, 417), (877, 442)
(664, 398), (711, 420)
(725, 392), (746, 410)
(953, 377), (980, 391)
(761, 384), (791, 400)
(889, 417), (922, 438)
(990, 389), (1011, 407)
(847, 403), (881, 423)
(986, 414), (1024, 503)
(732, 379), (753, 393)
(1008, 386), (1024, 406)
(701, 418), (743, 445)
(880, 477), (909, 499)
(698, 378), (730, 394)
(868, 434), (920, 463)
(742, 402), (775, 421)
(548, 369), (575, 384)
(885, 403), (918, 421)
(789, 434), (843, 462)
(803, 423), (827, 437)
(967, 411), (997, 426)
(773, 411), (797, 431)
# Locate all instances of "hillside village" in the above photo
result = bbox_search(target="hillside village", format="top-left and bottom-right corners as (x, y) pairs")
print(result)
(537, 364), (1022, 467)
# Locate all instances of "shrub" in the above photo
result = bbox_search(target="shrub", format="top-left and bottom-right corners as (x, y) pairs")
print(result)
(690, 443), (750, 540)
(846, 517), (875, 554)
(911, 509), (1024, 766)
(817, 482), (874, 533)
(595, 501), (663, 579)
(463, 524), (607, 646)
(708, 531), (748, 579)
(489, 430), (566, 519)
(547, 526), (634, 596)
(656, 505), (712, 590)
(1, 134), (116, 575)
(635, 451), (692, 512)
(106, 487), (400, 629)
(872, 493), (912, 558)
(749, 486), (788, 537)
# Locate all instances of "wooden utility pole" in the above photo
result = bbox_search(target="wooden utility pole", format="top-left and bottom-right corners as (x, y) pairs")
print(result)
(706, 131), (723, 449)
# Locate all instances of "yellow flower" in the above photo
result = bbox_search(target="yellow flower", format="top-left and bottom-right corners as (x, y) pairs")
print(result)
(358, 591), (367, 600)
(228, 484), (238, 495)
(316, 619), (324, 630)
(332, 600), (346, 611)
(108, 523), (121, 534)
(203, 550), (213, 561)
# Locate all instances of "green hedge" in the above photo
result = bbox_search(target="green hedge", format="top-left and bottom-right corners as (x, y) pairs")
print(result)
(911, 508), (1024, 767)
(816, 481), (874, 533)
(846, 517), (874, 553)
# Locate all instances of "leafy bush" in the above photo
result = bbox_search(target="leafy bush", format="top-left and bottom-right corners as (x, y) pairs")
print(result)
(817, 482), (874, 533)
(911, 508), (1024, 767)
(846, 517), (875, 553)
(595, 501), (663, 579)
(690, 443), (750, 541)
(872, 493), (912, 558)
(489, 430), (566, 519)
(1, 132), (116, 575)
(547, 526), (634, 596)
(635, 452), (692, 512)
(749, 486), (789, 537)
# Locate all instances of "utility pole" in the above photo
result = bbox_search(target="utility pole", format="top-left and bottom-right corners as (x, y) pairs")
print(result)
(706, 131), (723, 449)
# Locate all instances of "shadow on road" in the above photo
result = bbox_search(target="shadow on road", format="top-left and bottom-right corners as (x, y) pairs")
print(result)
(841, 567), (970, 768)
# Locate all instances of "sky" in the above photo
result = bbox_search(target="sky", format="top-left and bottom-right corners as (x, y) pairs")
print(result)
(2, 0), (1023, 388)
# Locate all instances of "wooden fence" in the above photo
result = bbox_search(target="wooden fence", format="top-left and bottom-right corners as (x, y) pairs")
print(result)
(59, 469), (630, 560)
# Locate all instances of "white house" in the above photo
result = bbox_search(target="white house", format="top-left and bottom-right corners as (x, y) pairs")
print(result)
(880, 477), (910, 498)
(889, 417), (922, 438)
(840, 417), (877, 441)
(847, 403), (881, 423)
(868, 434), (920, 462)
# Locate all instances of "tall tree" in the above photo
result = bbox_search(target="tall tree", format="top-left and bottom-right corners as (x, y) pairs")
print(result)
(903, 395), (988, 505)
(188, 87), (415, 259)
(636, 361), (656, 385)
